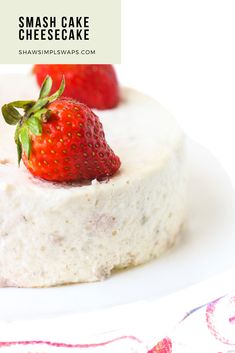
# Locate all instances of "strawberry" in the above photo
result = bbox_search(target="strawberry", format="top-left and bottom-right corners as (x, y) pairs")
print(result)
(1, 76), (121, 183)
(33, 64), (120, 110)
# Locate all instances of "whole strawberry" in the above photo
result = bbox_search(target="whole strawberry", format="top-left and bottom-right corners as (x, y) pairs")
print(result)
(33, 64), (120, 110)
(1, 76), (121, 182)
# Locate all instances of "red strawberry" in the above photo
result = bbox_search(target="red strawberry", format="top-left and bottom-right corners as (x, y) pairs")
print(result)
(1, 76), (121, 182)
(33, 64), (120, 110)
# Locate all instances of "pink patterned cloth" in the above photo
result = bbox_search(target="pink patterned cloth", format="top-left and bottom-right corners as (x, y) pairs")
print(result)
(0, 272), (235, 353)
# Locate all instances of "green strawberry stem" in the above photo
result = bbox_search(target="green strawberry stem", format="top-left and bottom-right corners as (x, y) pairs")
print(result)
(1, 76), (65, 165)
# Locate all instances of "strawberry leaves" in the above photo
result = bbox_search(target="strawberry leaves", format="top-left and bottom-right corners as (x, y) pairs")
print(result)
(39, 75), (53, 99)
(10, 100), (35, 110)
(46, 77), (65, 103)
(16, 142), (22, 166)
(25, 76), (65, 117)
(1, 76), (65, 164)
(2, 100), (36, 125)
(26, 116), (42, 136)
(19, 127), (31, 159)
(2, 104), (22, 125)
(14, 125), (22, 166)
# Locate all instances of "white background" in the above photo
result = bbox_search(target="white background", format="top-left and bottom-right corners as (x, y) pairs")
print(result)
(0, 0), (235, 186)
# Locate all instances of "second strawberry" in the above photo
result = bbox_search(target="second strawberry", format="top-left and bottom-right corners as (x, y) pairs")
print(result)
(33, 64), (120, 110)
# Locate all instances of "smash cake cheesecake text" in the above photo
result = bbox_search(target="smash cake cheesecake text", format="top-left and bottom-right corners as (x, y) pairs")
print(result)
(19, 16), (90, 41)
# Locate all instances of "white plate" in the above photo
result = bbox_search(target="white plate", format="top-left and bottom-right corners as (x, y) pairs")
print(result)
(0, 139), (234, 321)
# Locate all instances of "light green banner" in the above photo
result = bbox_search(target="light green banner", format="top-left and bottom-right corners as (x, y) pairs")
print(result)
(0, 0), (121, 64)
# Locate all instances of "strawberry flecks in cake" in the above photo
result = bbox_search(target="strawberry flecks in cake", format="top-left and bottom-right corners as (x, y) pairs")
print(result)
(0, 277), (17, 287)
(33, 64), (120, 109)
(0, 159), (10, 165)
(86, 213), (117, 233)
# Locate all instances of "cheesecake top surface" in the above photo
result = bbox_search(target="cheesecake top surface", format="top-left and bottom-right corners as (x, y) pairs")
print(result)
(0, 74), (183, 194)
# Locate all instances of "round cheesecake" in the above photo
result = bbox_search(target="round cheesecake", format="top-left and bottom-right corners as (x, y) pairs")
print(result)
(0, 75), (186, 287)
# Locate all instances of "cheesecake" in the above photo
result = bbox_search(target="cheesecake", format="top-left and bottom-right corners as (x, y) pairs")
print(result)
(0, 75), (186, 287)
